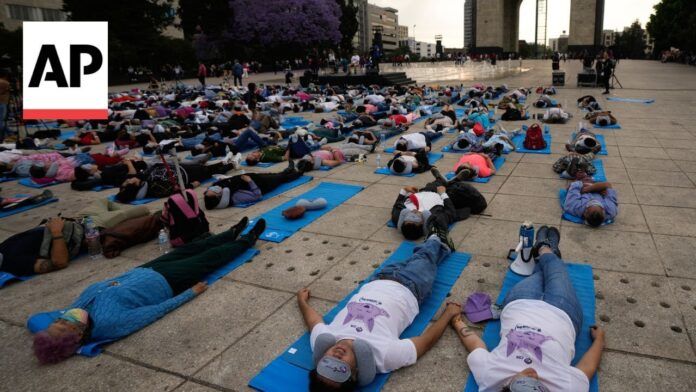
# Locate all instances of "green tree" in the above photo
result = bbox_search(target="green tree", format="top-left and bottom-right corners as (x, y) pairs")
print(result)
(647, 0), (696, 55)
(178, 0), (231, 40)
(337, 0), (359, 56)
(0, 23), (21, 71)
(613, 21), (647, 59)
(63, 0), (178, 76)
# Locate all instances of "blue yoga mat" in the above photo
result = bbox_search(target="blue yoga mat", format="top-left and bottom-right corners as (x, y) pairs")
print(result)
(512, 134), (552, 154)
(570, 133), (607, 155)
(593, 123), (621, 129)
(249, 242), (472, 392)
(281, 117), (312, 128)
(0, 272), (34, 288)
(606, 97), (654, 104)
(107, 194), (159, 205)
(241, 161), (276, 168)
(463, 263), (598, 392)
(18, 178), (63, 188)
(558, 189), (614, 226)
(0, 196), (59, 219)
(591, 159), (606, 182)
(233, 176), (313, 208)
(91, 185), (115, 192)
(444, 156), (505, 184)
(26, 248), (260, 357)
(58, 130), (77, 140)
(241, 182), (363, 243)
(374, 167), (415, 177)
(0, 177), (17, 183)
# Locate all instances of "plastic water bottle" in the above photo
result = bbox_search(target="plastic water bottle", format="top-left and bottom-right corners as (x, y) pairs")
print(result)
(380, 132), (386, 151)
(376, 154), (382, 169)
(158, 229), (170, 254)
(84, 217), (102, 259)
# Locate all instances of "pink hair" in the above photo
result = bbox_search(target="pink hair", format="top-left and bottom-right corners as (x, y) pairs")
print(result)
(33, 330), (82, 364)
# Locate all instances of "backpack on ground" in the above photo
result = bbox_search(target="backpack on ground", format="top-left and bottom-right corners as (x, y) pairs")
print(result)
(523, 124), (547, 150)
(161, 189), (209, 247)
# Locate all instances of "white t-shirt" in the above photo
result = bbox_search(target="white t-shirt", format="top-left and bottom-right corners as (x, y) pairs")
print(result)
(364, 94), (386, 105)
(317, 101), (339, 112)
(467, 300), (589, 392)
(396, 133), (427, 151)
(402, 190), (446, 212)
(351, 55), (361, 65)
(310, 280), (419, 373)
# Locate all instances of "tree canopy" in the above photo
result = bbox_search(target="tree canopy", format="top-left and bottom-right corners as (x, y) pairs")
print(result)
(647, 0), (696, 54)
(613, 21), (647, 59)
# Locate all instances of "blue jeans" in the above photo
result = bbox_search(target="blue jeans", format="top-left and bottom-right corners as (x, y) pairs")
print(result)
(372, 237), (451, 304)
(181, 133), (206, 148)
(502, 253), (583, 335)
(233, 128), (266, 149)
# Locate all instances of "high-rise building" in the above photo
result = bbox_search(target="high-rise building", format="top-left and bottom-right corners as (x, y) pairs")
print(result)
(397, 25), (409, 45)
(549, 31), (569, 53)
(352, 0), (400, 53)
(463, 0), (476, 52)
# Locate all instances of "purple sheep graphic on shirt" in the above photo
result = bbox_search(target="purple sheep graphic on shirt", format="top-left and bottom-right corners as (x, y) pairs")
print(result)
(505, 329), (554, 363)
(342, 302), (390, 332)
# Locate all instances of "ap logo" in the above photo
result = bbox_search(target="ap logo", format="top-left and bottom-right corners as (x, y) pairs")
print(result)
(23, 22), (108, 120)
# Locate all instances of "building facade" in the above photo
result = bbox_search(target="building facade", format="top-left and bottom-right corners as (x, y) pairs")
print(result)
(549, 31), (569, 53)
(404, 37), (438, 59)
(463, 0), (476, 52)
(1, 0), (67, 31)
(352, 0), (400, 54)
(1, 0), (183, 39)
(601, 29), (617, 47)
(397, 24), (409, 44)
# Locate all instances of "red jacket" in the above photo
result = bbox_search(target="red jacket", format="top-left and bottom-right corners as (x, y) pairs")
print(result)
(198, 64), (207, 77)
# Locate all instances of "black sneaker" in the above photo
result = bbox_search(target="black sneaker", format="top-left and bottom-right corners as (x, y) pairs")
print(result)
(430, 167), (449, 185)
(452, 166), (475, 182)
(229, 217), (249, 241)
(287, 159), (296, 172)
(428, 224), (456, 251)
(532, 225), (562, 259)
(242, 218), (266, 244)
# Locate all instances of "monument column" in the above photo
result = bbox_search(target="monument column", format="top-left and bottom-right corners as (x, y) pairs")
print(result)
(568, 0), (604, 53)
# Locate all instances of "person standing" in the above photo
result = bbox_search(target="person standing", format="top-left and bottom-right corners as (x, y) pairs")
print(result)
(197, 62), (207, 88)
(233, 60), (243, 87)
(0, 69), (10, 141)
(599, 52), (612, 95)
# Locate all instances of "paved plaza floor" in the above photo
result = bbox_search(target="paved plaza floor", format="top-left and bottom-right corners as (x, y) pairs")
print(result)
(3, 60), (696, 391)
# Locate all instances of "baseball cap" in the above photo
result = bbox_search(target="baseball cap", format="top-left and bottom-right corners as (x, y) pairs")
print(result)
(464, 292), (497, 323)
(312, 333), (376, 386)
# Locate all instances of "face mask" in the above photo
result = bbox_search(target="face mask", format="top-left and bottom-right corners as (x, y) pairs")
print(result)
(316, 356), (352, 383)
(59, 308), (88, 325)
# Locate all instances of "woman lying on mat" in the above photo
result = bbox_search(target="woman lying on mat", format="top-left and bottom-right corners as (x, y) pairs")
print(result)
(203, 162), (302, 209)
(452, 226), (606, 392)
(31, 217), (265, 364)
(297, 224), (458, 389)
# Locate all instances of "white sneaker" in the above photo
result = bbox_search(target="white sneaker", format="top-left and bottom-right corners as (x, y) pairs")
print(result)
(232, 153), (243, 168)
(319, 138), (328, 145)
(222, 151), (234, 165)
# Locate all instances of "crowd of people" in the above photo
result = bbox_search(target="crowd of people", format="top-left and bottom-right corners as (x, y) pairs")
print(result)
(0, 73), (624, 392)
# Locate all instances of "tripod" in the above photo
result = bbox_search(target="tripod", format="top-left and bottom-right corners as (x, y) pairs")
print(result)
(5, 86), (25, 141)
(610, 71), (623, 89)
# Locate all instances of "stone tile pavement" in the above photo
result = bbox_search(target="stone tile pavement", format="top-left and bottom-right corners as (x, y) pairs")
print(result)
(1, 60), (695, 391)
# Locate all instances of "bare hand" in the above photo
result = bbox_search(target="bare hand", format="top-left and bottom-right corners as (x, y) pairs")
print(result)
(450, 313), (466, 329)
(444, 301), (462, 319)
(192, 282), (208, 295)
(581, 185), (592, 194)
(437, 186), (447, 194)
(404, 186), (418, 194)
(297, 288), (311, 303)
(241, 175), (252, 183)
(47, 217), (65, 236)
(590, 326), (605, 342)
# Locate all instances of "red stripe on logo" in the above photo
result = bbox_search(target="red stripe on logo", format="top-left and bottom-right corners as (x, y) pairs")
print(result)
(23, 109), (108, 120)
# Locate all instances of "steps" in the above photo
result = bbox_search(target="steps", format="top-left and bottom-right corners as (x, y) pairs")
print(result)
(301, 72), (417, 87)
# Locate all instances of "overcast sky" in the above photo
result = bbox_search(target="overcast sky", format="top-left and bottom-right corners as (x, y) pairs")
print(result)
(370, 0), (660, 48)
